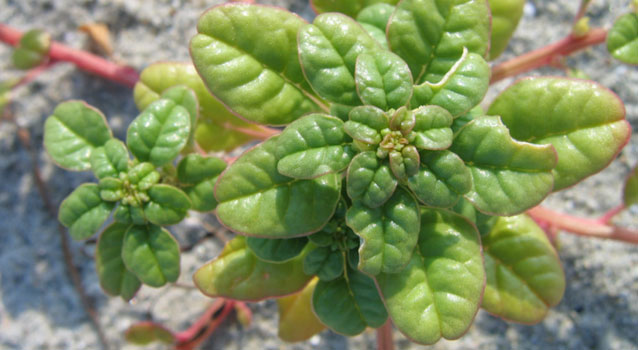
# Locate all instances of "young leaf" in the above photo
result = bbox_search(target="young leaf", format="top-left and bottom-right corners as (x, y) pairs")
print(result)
(303, 246), (344, 281)
(246, 236), (308, 263)
(278, 278), (326, 343)
(215, 137), (341, 237)
(124, 322), (175, 346)
(344, 106), (389, 145)
(127, 162), (160, 191)
(407, 150), (471, 208)
(312, 267), (388, 336)
(488, 77), (630, 190)
(144, 184), (191, 226)
(624, 166), (638, 207)
(607, 13), (638, 65)
(346, 187), (420, 275)
(298, 13), (381, 106)
(11, 29), (50, 69)
(488, 0), (525, 60)
(347, 151), (398, 208)
(311, 0), (400, 17)
(44, 101), (112, 171)
(160, 85), (198, 146)
(114, 204), (146, 226)
(177, 154), (227, 212)
(356, 3), (396, 48)
(90, 139), (129, 179)
(355, 51), (413, 110)
(451, 116), (557, 215)
(376, 208), (484, 345)
(275, 114), (354, 179)
(127, 99), (191, 167)
(98, 177), (123, 202)
(58, 184), (115, 240)
(481, 215), (565, 324)
(191, 4), (323, 125)
(122, 224), (180, 288)
(409, 105), (453, 150)
(194, 236), (312, 301)
(387, 0), (490, 81)
(95, 222), (141, 301)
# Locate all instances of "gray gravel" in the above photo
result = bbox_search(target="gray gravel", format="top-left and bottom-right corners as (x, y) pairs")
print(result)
(1, 0), (637, 349)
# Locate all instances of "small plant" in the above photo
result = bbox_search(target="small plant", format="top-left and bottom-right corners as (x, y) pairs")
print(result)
(4, 0), (634, 347)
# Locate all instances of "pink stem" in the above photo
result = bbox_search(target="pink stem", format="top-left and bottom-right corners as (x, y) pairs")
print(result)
(175, 299), (236, 350)
(376, 320), (395, 350)
(598, 204), (625, 225)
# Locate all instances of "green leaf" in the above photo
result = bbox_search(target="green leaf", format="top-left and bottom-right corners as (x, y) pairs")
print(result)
(607, 13), (638, 65)
(298, 13), (381, 106)
(313, 267), (387, 335)
(98, 177), (123, 202)
(482, 215), (565, 324)
(488, 77), (630, 190)
(346, 187), (420, 275)
(215, 137), (342, 237)
(122, 224), (180, 287)
(133, 62), (259, 152)
(452, 105), (483, 134)
(388, 147), (420, 181)
(127, 99), (191, 167)
(275, 114), (353, 179)
(376, 208), (484, 344)
(409, 105), (453, 150)
(95, 222), (141, 301)
(303, 246), (344, 281)
(410, 50), (490, 117)
(387, 0), (490, 82)
(246, 236), (308, 263)
(355, 51), (413, 110)
(160, 85), (198, 147)
(90, 139), (129, 179)
(44, 101), (112, 171)
(58, 184), (115, 240)
(144, 184), (191, 226)
(356, 3), (396, 48)
(177, 154), (226, 212)
(488, 0), (525, 60)
(114, 204), (146, 225)
(278, 278), (326, 343)
(11, 29), (50, 69)
(624, 166), (638, 207)
(194, 236), (313, 300)
(127, 162), (160, 191)
(125, 322), (175, 346)
(344, 106), (389, 145)
(347, 151), (397, 208)
(311, 0), (400, 17)
(191, 4), (324, 125)
(451, 116), (556, 215)
(408, 150), (471, 208)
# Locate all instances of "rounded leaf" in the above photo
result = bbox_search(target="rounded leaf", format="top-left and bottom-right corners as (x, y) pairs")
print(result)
(408, 150), (471, 208)
(356, 3), (397, 48)
(58, 183), (115, 240)
(344, 105), (389, 145)
(90, 139), (129, 179)
(607, 13), (638, 65)
(128, 162), (160, 191)
(246, 236), (309, 263)
(303, 246), (344, 281)
(144, 184), (191, 226)
(95, 222), (141, 301)
(311, 0), (400, 17)
(488, 0), (525, 60)
(347, 151), (398, 208)
(160, 85), (199, 146)
(11, 29), (50, 69)
(409, 105), (453, 150)
(355, 51), (413, 110)
(125, 322), (175, 346)
(177, 154), (227, 212)
(278, 278), (326, 343)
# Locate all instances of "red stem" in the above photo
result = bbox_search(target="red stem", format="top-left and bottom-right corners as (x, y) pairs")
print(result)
(527, 206), (638, 244)
(491, 28), (607, 83)
(175, 299), (236, 350)
(0, 23), (139, 88)
(598, 204), (625, 225)
(376, 320), (395, 350)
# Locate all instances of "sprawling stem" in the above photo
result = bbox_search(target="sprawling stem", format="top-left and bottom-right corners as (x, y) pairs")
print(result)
(490, 28), (607, 83)
(527, 206), (638, 244)
(175, 299), (236, 350)
(376, 321), (395, 350)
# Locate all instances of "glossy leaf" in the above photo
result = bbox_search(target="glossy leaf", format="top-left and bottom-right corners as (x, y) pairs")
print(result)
(127, 162), (160, 191)
(194, 236), (312, 301)
(215, 137), (341, 237)
(191, 4), (323, 125)
(98, 177), (123, 202)
(488, 0), (525, 59)
(58, 184), (114, 240)
(355, 51), (413, 110)
(133, 62), (259, 152)
(451, 116), (556, 215)
(409, 105), (453, 150)
(347, 151), (398, 208)
(12, 29), (50, 69)
(122, 224), (180, 287)
(127, 99), (191, 167)
(312, 268), (387, 335)
(90, 139), (129, 179)
(95, 222), (141, 301)
(177, 154), (226, 212)
(356, 3), (396, 48)
(488, 77), (629, 190)
(44, 101), (112, 171)
(607, 13), (638, 64)
(344, 106), (389, 145)
(387, 0), (490, 81)
(311, 0), (400, 17)
(624, 166), (638, 207)
(276, 114), (354, 179)
(144, 184), (191, 226)
(408, 150), (471, 208)
(299, 13), (381, 105)
(278, 278), (326, 343)
(125, 322), (175, 345)
(346, 187), (420, 275)
(246, 236), (308, 263)
(114, 204), (146, 226)
(411, 50), (490, 117)
(160, 85), (198, 146)
(376, 208), (484, 344)
(482, 215), (565, 324)
(303, 246), (344, 281)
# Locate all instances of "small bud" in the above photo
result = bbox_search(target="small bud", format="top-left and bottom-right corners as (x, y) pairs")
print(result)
(572, 17), (590, 38)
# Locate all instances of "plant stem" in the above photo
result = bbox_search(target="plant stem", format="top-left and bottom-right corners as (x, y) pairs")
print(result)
(376, 320), (395, 350)
(175, 299), (236, 350)
(490, 28), (607, 83)
(0, 23), (139, 88)
(598, 204), (625, 225)
(527, 206), (638, 244)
